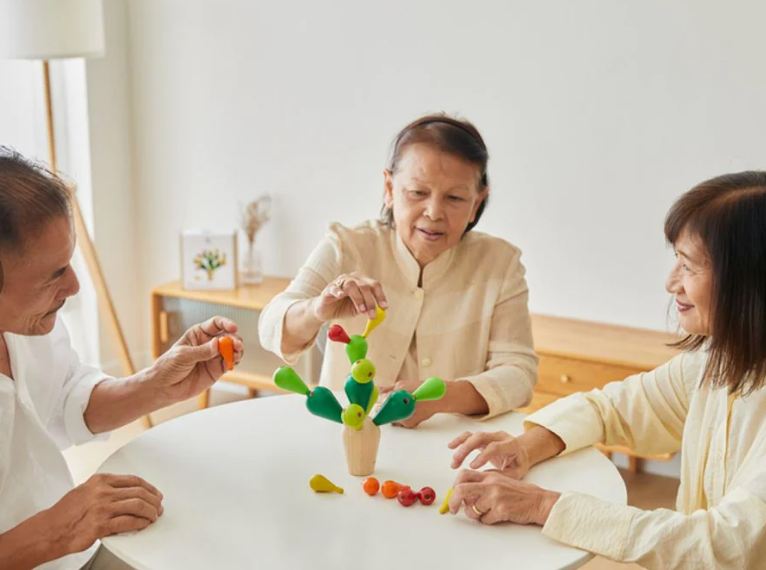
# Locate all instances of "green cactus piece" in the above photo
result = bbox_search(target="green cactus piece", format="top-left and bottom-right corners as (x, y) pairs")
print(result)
(305, 387), (343, 423)
(373, 390), (416, 426)
(412, 377), (446, 402)
(345, 375), (375, 410)
(341, 404), (366, 430)
(345, 335), (368, 363)
(273, 367), (310, 396)
(365, 384), (379, 415)
(351, 359), (375, 384)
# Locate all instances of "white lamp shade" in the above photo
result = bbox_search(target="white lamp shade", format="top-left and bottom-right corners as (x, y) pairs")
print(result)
(0, 0), (105, 60)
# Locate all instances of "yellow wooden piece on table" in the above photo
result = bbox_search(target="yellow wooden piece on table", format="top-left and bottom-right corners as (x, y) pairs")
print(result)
(310, 474), (344, 494)
(439, 487), (454, 514)
(362, 306), (386, 338)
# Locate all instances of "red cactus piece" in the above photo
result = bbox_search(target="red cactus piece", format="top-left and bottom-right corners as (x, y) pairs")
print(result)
(328, 324), (350, 344)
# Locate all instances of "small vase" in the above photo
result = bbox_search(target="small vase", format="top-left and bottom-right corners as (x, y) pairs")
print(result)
(241, 243), (263, 285)
(342, 417), (381, 476)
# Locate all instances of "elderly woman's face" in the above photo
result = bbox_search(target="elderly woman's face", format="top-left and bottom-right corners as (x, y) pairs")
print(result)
(666, 229), (713, 336)
(384, 143), (487, 267)
(0, 217), (80, 336)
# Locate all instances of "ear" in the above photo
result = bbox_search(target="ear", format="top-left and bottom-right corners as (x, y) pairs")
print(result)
(383, 170), (394, 209)
(470, 187), (489, 223)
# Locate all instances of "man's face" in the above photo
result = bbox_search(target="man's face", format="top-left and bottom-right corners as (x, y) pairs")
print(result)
(0, 216), (80, 336)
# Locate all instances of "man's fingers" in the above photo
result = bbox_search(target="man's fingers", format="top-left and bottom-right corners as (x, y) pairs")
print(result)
(104, 515), (153, 537)
(198, 316), (235, 337)
(110, 498), (161, 522)
(102, 474), (163, 500)
(112, 487), (164, 516)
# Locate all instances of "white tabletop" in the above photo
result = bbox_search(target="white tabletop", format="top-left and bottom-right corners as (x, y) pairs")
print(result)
(99, 395), (626, 570)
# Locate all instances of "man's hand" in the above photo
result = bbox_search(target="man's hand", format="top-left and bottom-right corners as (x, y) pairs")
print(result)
(43, 474), (163, 557)
(150, 316), (243, 404)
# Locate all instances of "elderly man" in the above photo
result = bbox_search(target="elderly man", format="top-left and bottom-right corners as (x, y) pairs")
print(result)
(0, 147), (243, 570)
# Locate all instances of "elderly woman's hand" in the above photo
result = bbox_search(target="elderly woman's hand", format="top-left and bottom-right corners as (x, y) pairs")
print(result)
(448, 430), (531, 480)
(312, 272), (388, 321)
(378, 379), (441, 428)
(448, 470), (560, 526)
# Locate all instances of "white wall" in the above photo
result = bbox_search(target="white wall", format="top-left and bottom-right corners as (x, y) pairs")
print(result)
(121, 0), (766, 350)
(85, 0), (144, 373)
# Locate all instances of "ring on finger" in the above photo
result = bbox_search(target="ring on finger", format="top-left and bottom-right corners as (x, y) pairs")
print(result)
(334, 277), (346, 289)
(471, 504), (486, 516)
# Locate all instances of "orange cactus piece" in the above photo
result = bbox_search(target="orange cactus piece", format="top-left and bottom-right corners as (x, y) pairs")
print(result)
(363, 477), (380, 496)
(381, 480), (406, 499)
(218, 336), (235, 371)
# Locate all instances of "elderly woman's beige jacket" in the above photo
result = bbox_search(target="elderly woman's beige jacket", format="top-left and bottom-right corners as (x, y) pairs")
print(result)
(526, 351), (766, 569)
(258, 220), (537, 419)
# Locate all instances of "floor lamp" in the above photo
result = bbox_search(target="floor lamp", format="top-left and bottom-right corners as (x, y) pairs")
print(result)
(0, 0), (152, 428)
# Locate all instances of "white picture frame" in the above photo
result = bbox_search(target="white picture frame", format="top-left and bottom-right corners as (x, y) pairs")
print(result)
(181, 230), (238, 291)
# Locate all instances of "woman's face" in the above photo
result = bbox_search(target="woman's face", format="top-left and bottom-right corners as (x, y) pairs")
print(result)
(666, 229), (713, 336)
(384, 143), (487, 267)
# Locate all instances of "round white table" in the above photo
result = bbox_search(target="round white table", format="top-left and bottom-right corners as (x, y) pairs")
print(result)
(99, 395), (626, 570)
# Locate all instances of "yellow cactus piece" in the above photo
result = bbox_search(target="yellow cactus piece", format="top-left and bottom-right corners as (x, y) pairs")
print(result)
(439, 487), (454, 514)
(310, 474), (344, 494)
(362, 306), (386, 338)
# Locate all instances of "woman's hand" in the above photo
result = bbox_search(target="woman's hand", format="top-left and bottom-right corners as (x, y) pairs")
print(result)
(312, 272), (387, 322)
(448, 469), (560, 526)
(377, 379), (441, 428)
(448, 430), (531, 480)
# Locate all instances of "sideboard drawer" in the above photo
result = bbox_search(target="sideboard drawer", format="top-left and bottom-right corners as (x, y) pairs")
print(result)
(538, 355), (642, 397)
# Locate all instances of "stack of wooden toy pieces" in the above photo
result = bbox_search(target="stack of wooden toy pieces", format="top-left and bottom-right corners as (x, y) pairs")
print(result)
(272, 307), (447, 430)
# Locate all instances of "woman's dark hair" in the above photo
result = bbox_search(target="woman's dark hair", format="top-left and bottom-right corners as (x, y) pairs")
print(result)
(381, 113), (489, 233)
(0, 147), (71, 292)
(665, 171), (766, 395)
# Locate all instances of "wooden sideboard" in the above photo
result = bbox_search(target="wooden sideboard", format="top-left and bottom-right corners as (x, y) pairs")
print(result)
(150, 281), (681, 470)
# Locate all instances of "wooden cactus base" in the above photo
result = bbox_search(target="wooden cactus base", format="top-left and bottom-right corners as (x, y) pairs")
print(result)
(342, 417), (381, 476)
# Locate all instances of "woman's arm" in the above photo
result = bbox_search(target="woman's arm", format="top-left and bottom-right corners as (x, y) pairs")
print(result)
(543, 485), (766, 569)
(524, 351), (699, 457)
(455, 250), (538, 419)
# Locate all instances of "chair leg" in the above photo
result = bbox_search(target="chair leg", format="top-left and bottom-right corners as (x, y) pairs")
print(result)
(628, 455), (641, 474)
(198, 389), (211, 409)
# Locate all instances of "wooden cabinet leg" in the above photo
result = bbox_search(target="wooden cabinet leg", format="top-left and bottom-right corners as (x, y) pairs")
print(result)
(248, 388), (259, 399)
(198, 389), (211, 409)
(629, 455), (641, 474)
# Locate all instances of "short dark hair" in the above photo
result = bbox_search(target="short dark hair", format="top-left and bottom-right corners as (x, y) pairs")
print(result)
(0, 147), (72, 292)
(381, 113), (489, 233)
(665, 171), (766, 395)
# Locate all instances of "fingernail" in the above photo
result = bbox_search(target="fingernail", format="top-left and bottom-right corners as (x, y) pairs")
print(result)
(359, 305), (367, 312)
(381, 301), (388, 308)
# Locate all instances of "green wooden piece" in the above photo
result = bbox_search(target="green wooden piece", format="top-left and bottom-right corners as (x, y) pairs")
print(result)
(345, 375), (374, 410)
(305, 387), (343, 423)
(412, 377), (446, 402)
(373, 390), (416, 426)
(351, 359), (376, 384)
(273, 367), (310, 396)
(365, 384), (379, 415)
(345, 335), (368, 363)
(341, 404), (366, 430)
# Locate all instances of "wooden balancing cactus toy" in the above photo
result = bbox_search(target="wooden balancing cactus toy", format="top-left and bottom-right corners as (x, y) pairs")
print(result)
(273, 306), (446, 476)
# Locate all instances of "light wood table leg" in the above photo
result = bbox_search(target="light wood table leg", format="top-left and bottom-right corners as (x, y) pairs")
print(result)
(199, 389), (211, 409)
(628, 455), (641, 474)
(248, 388), (259, 399)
